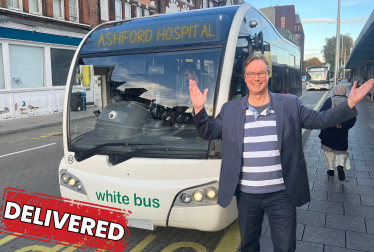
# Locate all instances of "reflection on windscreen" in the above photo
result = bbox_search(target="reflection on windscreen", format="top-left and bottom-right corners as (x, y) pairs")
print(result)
(307, 72), (328, 81)
(69, 48), (221, 155)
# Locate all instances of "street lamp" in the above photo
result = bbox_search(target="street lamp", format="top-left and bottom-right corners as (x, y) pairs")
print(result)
(334, 0), (341, 87)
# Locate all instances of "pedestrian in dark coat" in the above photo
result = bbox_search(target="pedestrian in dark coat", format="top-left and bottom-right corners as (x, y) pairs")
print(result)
(319, 84), (357, 181)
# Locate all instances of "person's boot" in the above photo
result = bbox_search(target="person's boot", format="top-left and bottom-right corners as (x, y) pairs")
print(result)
(327, 170), (334, 176)
(337, 166), (345, 181)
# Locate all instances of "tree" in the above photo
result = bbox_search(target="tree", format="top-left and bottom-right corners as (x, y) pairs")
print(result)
(321, 34), (354, 75)
(303, 57), (322, 73)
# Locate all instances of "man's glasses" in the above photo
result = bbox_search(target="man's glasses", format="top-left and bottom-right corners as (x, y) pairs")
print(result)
(245, 72), (268, 78)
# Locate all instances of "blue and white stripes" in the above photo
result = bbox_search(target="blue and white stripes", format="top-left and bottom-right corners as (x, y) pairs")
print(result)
(238, 106), (286, 194)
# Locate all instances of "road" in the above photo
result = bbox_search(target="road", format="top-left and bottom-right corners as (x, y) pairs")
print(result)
(0, 83), (331, 252)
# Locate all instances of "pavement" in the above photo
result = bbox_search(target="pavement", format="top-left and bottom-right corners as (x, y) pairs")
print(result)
(0, 107), (96, 136)
(1, 81), (374, 252)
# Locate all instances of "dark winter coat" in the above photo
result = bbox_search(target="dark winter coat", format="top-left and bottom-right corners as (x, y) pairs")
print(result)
(318, 97), (356, 151)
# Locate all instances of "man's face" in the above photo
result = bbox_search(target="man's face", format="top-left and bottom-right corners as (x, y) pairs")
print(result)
(183, 70), (195, 81)
(244, 60), (269, 96)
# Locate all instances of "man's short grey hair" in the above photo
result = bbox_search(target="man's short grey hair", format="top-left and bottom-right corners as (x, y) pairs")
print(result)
(243, 53), (271, 74)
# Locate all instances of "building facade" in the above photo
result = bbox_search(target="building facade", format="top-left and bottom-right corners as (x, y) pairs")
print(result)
(261, 5), (304, 74)
(0, 0), (238, 120)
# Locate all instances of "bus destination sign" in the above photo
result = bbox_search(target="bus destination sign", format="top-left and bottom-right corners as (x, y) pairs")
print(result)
(81, 15), (229, 54)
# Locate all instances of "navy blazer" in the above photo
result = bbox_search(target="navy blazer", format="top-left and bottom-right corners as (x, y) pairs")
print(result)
(192, 92), (357, 208)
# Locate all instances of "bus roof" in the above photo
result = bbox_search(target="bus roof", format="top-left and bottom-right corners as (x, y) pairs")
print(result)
(79, 6), (240, 55)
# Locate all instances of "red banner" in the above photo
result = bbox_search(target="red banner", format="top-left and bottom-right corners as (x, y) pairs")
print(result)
(0, 188), (131, 251)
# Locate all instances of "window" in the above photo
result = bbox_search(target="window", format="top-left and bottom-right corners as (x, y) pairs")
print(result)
(9, 45), (45, 88)
(209, 1), (213, 7)
(125, 2), (131, 19)
(0, 44), (5, 89)
(53, 0), (64, 18)
(115, 0), (122, 20)
(51, 48), (75, 86)
(295, 34), (301, 40)
(281, 17), (285, 29)
(144, 9), (149, 16)
(203, 0), (207, 8)
(29, 0), (41, 13)
(8, 0), (22, 9)
(69, 0), (78, 21)
(136, 6), (142, 17)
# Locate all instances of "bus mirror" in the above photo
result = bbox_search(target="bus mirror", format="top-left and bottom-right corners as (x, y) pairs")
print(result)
(249, 20), (258, 28)
(81, 65), (91, 87)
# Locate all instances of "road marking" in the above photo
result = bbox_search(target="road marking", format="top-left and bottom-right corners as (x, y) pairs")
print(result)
(0, 233), (21, 246)
(302, 90), (329, 135)
(129, 234), (157, 252)
(161, 242), (207, 252)
(8, 132), (62, 144)
(214, 220), (240, 252)
(15, 244), (65, 252)
(0, 143), (56, 158)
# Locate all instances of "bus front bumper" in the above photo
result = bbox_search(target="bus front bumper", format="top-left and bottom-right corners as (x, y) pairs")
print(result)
(306, 82), (330, 90)
(168, 199), (238, 231)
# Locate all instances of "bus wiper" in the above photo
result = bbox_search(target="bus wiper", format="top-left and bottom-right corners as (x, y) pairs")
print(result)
(108, 147), (206, 165)
(74, 142), (163, 162)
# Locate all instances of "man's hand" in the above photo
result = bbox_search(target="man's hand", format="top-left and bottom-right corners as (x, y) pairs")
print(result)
(348, 79), (374, 108)
(189, 80), (208, 114)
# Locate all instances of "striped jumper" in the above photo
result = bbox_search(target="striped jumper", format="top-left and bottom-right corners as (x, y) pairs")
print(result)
(237, 96), (286, 194)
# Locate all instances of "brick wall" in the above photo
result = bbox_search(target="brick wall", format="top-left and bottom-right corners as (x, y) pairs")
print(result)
(42, 0), (54, 17)
(64, 0), (69, 20)
(0, 0), (6, 8)
(23, 0), (29, 13)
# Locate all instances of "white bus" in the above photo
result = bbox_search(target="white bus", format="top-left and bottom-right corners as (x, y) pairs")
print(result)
(305, 66), (330, 91)
(60, 4), (301, 231)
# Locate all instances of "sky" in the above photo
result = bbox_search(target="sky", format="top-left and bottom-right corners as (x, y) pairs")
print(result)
(244, 0), (374, 62)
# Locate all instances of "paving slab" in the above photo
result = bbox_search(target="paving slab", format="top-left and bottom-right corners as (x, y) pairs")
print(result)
(365, 218), (374, 235)
(324, 245), (370, 252)
(310, 190), (327, 201)
(296, 210), (326, 227)
(313, 181), (342, 193)
(326, 213), (366, 233)
(344, 203), (374, 219)
(360, 195), (374, 206)
(328, 176), (357, 185)
(327, 192), (361, 204)
(295, 241), (323, 252)
(342, 184), (374, 196)
(357, 178), (374, 187)
(346, 231), (374, 252)
(308, 200), (343, 214)
(354, 165), (374, 172)
(302, 225), (345, 248)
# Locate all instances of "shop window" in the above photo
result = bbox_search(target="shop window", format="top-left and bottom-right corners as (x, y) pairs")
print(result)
(9, 45), (45, 88)
(136, 6), (142, 17)
(53, 0), (64, 18)
(69, 0), (78, 21)
(125, 2), (131, 19)
(29, 0), (42, 14)
(144, 9), (149, 16)
(8, 0), (22, 10)
(209, 1), (213, 8)
(0, 44), (5, 89)
(115, 0), (122, 20)
(51, 48), (75, 86)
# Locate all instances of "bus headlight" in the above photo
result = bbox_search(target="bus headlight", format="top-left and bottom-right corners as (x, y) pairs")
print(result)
(174, 182), (219, 206)
(61, 173), (69, 183)
(60, 170), (87, 195)
(180, 193), (192, 204)
(193, 191), (204, 202)
(207, 188), (217, 199)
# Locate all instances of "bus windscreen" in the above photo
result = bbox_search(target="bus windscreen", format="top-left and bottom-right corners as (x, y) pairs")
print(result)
(79, 15), (230, 55)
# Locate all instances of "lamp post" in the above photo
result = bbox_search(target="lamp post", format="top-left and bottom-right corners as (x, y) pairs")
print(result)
(334, 0), (341, 87)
